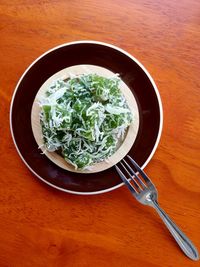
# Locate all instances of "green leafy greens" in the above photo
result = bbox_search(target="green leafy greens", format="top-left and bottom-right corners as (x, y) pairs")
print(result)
(40, 74), (133, 169)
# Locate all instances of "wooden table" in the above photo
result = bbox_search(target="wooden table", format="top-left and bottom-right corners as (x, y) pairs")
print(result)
(0, 1), (199, 266)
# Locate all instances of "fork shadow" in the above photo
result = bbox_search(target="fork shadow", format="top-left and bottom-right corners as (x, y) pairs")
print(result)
(116, 186), (186, 252)
(34, 173), (189, 255)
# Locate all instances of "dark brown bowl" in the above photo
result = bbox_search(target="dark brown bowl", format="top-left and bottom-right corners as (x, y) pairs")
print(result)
(10, 41), (163, 195)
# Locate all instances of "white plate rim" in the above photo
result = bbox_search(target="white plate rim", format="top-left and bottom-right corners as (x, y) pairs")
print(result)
(9, 40), (163, 195)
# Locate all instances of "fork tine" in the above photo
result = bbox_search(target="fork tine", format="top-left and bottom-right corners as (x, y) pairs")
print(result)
(122, 159), (147, 188)
(119, 162), (143, 191)
(115, 165), (138, 195)
(127, 155), (151, 183)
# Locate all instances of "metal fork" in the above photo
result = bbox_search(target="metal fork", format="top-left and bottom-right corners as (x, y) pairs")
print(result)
(115, 155), (199, 261)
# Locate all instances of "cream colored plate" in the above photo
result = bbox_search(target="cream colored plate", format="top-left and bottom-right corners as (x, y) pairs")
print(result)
(31, 65), (139, 173)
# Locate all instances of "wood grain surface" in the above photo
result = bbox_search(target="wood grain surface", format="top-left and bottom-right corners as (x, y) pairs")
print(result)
(0, 0), (200, 266)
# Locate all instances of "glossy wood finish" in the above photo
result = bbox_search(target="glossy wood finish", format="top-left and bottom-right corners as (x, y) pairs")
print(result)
(0, 0), (200, 266)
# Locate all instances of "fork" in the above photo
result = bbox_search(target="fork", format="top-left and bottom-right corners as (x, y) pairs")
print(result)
(115, 155), (199, 261)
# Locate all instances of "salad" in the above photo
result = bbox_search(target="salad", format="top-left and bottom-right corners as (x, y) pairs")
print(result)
(39, 73), (133, 169)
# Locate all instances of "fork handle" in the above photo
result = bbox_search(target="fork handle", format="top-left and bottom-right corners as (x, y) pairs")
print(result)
(151, 200), (199, 261)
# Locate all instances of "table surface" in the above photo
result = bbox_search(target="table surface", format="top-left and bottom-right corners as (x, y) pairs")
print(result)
(0, 0), (200, 266)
